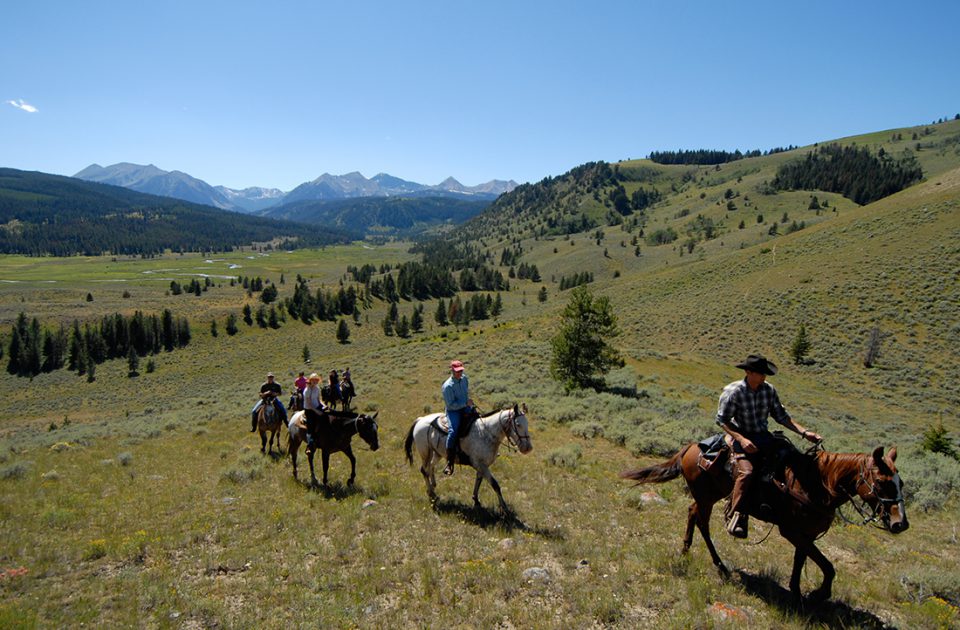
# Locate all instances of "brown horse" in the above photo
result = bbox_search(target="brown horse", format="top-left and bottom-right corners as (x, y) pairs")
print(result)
(286, 409), (379, 486)
(256, 396), (284, 454)
(620, 442), (908, 603)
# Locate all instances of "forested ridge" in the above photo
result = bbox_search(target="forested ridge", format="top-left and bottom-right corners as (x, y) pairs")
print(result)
(263, 195), (490, 236)
(0, 168), (352, 255)
(772, 144), (923, 204)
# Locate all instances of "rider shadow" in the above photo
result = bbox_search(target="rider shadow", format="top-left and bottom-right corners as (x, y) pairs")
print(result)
(432, 498), (565, 540)
(735, 569), (889, 629)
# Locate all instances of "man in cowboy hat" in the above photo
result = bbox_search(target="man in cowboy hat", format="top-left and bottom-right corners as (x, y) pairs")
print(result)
(251, 372), (287, 432)
(717, 354), (821, 538)
(441, 359), (474, 476)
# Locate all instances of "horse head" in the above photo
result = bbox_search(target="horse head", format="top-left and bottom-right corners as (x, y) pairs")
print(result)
(508, 403), (533, 454)
(859, 446), (908, 534)
(356, 412), (379, 451)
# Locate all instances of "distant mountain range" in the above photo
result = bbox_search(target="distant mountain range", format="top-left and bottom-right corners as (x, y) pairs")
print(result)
(73, 163), (517, 213)
(0, 167), (351, 256)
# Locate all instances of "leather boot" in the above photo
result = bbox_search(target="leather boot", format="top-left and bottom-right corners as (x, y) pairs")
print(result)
(727, 512), (749, 538)
(443, 447), (456, 476)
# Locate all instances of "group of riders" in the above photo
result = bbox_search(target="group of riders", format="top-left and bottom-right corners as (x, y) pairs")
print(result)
(250, 368), (356, 433)
(248, 352), (823, 538)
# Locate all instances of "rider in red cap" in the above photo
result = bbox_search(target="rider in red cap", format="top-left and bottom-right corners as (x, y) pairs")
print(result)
(441, 359), (474, 475)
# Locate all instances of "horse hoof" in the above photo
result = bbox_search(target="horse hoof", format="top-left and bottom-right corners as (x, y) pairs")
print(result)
(347, 479), (355, 486)
(716, 562), (731, 578)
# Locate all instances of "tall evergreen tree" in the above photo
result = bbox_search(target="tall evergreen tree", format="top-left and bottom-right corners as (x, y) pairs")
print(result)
(550, 286), (623, 391)
(336, 319), (351, 344)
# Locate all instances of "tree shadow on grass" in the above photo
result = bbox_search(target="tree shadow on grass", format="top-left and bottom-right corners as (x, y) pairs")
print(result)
(735, 569), (892, 629)
(432, 497), (565, 540)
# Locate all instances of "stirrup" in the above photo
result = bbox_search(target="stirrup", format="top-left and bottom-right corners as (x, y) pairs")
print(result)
(727, 512), (748, 538)
(443, 461), (455, 476)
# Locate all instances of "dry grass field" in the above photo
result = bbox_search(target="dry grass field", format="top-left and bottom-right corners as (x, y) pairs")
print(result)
(1, 120), (959, 628)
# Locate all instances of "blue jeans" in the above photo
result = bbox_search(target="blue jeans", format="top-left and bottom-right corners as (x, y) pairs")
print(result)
(445, 408), (464, 452)
(252, 398), (287, 423)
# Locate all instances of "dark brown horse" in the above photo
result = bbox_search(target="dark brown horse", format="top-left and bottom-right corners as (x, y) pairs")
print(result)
(620, 443), (908, 603)
(286, 409), (379, 486)
(256, 396), (284, 454)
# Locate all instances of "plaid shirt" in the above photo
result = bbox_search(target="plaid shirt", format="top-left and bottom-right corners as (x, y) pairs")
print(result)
(716, 379), (791, 435)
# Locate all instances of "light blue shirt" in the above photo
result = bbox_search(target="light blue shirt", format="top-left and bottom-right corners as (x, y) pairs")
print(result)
(442, 374), (469, 411)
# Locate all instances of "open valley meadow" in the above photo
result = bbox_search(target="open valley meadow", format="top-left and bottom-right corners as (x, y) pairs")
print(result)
(5, 2), (960, 626)
(2, 146), (960, 627)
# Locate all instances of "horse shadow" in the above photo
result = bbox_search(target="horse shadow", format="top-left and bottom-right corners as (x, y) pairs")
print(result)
(734, 569), (891, 629)
(432, 498), (565, 540)
(303, 479), (366, 501)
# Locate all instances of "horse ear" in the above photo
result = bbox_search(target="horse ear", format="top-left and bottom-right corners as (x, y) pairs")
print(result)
(513, 403), (519, 415)
(521, 403), (528, 415)
(888, 446), (897, 462)
(370, 411), (379, 420)
(872, 446), (892, 474)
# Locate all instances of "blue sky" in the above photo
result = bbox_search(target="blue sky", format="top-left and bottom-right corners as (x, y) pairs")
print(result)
(2, 1), (958, 190)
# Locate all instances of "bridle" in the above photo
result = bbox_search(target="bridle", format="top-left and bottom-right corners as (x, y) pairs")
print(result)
(840, 457), (905, 529)
(354, 414), (379, 451)
(499, 409), (530, 450)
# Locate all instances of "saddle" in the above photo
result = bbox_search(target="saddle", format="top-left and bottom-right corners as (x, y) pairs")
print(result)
(697, 433), (733, 474)
(430, 409), (480, 465)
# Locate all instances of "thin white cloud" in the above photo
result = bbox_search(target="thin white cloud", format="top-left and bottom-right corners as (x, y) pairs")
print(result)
(6, 99), (38, 113)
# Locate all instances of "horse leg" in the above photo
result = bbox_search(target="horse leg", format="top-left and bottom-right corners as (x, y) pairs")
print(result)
(784, 532), (834, 604)
(476, 463), (508, 514)
(803, 542), (835, 604)
(472, 470), (484, 508)
(691, 500), (728, 575)
(321, 449), (331, 486)
(344, 446), (357, 486)
(307, 450), (318, 486)
(290, 438), (299, 479)
(260, 429), (266, 453)
(789, 544), (807, 603)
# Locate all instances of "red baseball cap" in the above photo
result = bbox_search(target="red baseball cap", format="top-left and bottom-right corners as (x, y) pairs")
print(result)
(450, 360), (464, 372)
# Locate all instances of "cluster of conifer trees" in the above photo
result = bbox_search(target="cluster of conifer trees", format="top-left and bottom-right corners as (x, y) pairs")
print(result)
(284, 276), (361, 324)
(558, 272), (594, 291)
(648, 146), (798, 165)
(6, 310), (190, 378)
(772, 144), (923, 205)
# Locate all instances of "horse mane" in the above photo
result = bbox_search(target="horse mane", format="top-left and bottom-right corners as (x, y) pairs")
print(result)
(812, 451), (867, 501)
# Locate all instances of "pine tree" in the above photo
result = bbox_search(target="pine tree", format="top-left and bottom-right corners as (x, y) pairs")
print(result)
(302, 345), (311, 363)
(242, 304), (253, 326)
(382, 316), (394, 336)
(226, 313), (239, 336)
(435, 299), (449, 326)
(492, 293), (503, 317)
(336, 319), (351, 344)
(538, 286), (548, 303)
(127, 346), (139, 377)
(791, 324), (811, 364)
(550, 286), (623, 391)
(396, 315), (410, 338)
(210, 320), (218, 338)
(411, 307), (423, 333)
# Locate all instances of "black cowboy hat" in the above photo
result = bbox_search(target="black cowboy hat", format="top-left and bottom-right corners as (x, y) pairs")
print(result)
(735, 354), (778, 376)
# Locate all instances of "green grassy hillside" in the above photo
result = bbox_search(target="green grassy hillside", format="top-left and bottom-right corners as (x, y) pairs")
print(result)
(1, 118), (959, 627)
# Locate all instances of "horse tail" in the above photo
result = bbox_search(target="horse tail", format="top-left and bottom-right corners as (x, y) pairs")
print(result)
(619, 443), (693, 484)
(404, 421), (416, 466)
